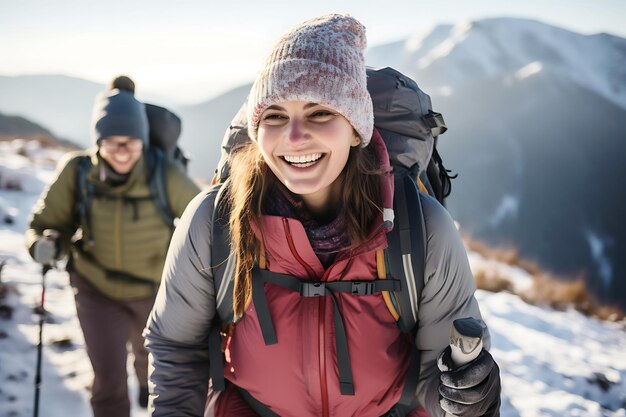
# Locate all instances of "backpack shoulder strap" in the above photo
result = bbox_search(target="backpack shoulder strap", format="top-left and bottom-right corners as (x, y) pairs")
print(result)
(207, 180), (235, 392)
(146, 148), (176, 229)
(75, 155), (95, 247)
(387, 174), (426, 333)
(386, 174), (427, 408)
(211, 181), (236, 322)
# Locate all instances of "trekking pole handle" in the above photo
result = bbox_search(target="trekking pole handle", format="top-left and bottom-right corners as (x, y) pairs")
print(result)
(41, 229), (60, 270)
(42, 229), (60, 240)
(449, 317), (483, 368)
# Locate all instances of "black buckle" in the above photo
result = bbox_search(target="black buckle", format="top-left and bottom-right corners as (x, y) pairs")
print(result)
(301, 282), (326, 297)
(351, 281), (374, 295)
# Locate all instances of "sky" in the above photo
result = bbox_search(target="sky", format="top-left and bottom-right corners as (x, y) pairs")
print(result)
(2, 0), (626, 105)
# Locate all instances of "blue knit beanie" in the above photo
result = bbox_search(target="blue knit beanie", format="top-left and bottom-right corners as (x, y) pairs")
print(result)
(90, 89), (149, 147)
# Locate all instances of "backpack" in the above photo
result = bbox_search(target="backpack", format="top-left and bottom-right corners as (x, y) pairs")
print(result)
(75, 103), (187, 247)
(208, 67), (453, 415)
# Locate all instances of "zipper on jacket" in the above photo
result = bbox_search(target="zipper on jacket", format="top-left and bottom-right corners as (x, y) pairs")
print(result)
(114, 199), (122, 269)
(319, 296), (329, 417)
(282, 218), (316, 279)
(282, 218), (329, 416)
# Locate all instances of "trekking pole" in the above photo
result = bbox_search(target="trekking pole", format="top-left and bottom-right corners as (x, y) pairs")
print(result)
(33, 229), (58, 417)
(449, 317), (483, 368)
(443, 317), (484, 417)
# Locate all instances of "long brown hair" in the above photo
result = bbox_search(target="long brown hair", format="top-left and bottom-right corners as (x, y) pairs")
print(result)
(227, 139), (385, 319)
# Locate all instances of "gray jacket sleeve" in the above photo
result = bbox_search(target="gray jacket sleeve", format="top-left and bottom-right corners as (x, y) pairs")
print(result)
(144, 188), (219, 417)
(414, 194), (490, 417)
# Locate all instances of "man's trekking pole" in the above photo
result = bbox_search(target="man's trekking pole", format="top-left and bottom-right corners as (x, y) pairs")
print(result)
(33, 229), (59, 417)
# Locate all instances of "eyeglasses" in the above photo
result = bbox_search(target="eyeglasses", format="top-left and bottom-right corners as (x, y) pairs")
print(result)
(100, 139), (144, 152)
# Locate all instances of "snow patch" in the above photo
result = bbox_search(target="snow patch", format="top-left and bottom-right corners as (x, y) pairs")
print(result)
(417, 21), (472, 69)
(515, 61), (543, 79)
(489, 194), (519, 227)
(405, 26), (437, 53)
(468, 251), (534, 295)
(584, 230), (613, 288)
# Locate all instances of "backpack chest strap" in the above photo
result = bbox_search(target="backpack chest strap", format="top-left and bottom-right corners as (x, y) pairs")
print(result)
(251, 267), (401, 396)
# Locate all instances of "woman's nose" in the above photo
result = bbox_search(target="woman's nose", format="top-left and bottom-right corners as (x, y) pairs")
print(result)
(287, 120), (308, 144)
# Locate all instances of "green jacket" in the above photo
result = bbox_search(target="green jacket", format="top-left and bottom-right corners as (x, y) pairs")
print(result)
(26, 148), (201, 300)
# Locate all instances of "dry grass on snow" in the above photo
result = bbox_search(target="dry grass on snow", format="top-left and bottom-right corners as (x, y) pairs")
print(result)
(465, 237), (625, 322)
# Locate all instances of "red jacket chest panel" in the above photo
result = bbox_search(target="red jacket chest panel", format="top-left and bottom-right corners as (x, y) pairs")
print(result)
(224, 215), (412, 417)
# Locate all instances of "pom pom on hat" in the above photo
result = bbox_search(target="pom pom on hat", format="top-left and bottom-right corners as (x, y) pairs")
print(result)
(109, 75), (136, 94)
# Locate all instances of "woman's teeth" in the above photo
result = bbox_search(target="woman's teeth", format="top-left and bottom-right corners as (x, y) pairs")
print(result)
(283, 153), (323, 168)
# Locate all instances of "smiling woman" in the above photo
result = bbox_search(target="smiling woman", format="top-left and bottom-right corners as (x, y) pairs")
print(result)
(145, 13), (500, 417)
(257, 101), (361, 216)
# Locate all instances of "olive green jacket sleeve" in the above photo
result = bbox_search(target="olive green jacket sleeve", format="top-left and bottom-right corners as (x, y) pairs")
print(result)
(25, 152), (83, 258)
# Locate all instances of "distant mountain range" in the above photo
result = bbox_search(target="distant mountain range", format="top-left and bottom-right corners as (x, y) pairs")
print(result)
(0, 74), (180, 149)
(0, 111), (78, 148)
(0, 75), (103, 146)
(0, 111), (55, 139)
(1, 17), (625, 309)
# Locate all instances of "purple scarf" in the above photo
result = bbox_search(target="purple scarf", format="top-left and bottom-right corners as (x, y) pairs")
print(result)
(264, 185), (350, 268)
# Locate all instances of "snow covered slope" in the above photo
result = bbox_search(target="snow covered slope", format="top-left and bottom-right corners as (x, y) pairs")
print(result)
(1, 140), (625, 416)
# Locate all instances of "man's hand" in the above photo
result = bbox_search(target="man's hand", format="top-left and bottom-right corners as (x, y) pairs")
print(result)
(437, 347), (501, 417)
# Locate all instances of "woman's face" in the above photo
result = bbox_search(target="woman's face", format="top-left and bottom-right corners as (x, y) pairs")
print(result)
(98, 135), (144, 174)
(257, 101), (360, 212)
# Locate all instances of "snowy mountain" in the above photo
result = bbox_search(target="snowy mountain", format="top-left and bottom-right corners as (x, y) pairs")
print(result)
(364, 17), (626, 309)
(1, 139), (625, 416)
(365, 17), (626, 110)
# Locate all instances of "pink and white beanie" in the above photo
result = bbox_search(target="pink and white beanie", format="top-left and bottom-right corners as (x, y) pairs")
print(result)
(247, 13), (374, 146)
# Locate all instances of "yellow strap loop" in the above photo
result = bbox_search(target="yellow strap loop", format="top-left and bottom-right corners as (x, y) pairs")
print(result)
(378, 249), (400, 321)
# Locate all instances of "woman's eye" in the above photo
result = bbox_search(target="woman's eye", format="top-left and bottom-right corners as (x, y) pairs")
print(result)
(263, 113), (287, 121)
(310, 111), (334, 119)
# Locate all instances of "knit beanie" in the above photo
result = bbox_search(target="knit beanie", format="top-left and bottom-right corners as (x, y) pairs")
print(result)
(90, 88), (149, 147)
(247, 13), (374, 146)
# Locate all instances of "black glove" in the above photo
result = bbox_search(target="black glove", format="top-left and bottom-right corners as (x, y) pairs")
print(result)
(437, 346), (501, 417)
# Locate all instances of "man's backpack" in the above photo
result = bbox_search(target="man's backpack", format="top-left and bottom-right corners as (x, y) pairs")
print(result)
(75, 104), (187, 246)
(208, 67), (453, 414)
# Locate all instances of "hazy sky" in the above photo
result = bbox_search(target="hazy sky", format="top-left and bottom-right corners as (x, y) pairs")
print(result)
(2, 0), (624, 105)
